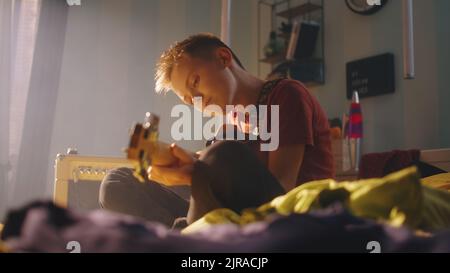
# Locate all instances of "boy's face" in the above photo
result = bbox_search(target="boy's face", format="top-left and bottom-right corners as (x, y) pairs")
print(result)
(170, 50), (235, 114)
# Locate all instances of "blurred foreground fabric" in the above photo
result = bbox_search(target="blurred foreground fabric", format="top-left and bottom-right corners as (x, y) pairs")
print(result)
(1, 202), (450, 253)
(2, 167), (450, 253)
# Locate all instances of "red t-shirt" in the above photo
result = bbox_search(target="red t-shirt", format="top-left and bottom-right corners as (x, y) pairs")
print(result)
(249, 79), (335, 185)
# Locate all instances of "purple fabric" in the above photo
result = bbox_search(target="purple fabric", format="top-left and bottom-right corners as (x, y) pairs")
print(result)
(2, 201), (450, 253)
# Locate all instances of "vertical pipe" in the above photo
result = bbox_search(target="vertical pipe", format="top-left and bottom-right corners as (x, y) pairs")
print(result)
(221, 0), (231, 46)
(321, 0), (325, 83)
(257, 2), (261, 77)
(402, 0), (415, 79)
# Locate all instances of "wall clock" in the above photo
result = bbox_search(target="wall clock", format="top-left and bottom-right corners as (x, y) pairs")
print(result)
(345, 0), (388, 15)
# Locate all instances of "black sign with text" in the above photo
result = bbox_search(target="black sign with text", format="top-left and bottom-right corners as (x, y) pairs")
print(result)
(346, 53), (395, 99)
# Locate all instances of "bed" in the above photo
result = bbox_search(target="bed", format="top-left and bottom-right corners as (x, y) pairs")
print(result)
(52, 147), (450, 212)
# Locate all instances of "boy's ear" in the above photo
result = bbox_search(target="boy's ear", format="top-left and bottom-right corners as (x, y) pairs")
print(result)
(215, 47), (233, 68)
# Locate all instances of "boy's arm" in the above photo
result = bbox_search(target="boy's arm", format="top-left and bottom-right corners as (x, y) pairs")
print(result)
(268, 144), (305, 192)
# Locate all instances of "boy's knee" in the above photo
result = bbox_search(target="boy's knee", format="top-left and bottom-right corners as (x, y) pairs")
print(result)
(99, 168), (137, 209)
(201, 140), (249, 161)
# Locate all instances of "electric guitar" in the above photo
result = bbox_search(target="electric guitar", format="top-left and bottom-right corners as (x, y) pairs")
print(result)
(126, 112), (177, 182)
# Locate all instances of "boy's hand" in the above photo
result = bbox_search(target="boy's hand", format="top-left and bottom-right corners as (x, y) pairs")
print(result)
(148, 143), (197, 186)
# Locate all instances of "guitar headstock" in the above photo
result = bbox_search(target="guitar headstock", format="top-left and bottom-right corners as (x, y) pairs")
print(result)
(126, 113), (160, 182)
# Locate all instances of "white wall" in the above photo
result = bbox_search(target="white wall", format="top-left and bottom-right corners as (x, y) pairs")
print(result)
(310, 0), (449, 154)
(44, 0), (450, 196)
(45, 0), (222, 195)
(237, 0), (450, 155)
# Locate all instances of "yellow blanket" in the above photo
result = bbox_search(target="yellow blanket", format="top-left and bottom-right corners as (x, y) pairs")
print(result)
(422, 172), (450, 191)
(183, 167), (450, 234)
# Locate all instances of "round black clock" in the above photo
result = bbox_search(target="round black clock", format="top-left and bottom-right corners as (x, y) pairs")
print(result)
(345, 0), (388, 15)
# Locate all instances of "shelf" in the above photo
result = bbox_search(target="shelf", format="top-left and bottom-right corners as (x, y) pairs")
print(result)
(260, 55), (324, 65)
(277, 2), (322, 19)
(257, 0), (325, 86)
(304, 80), (324, 88)
(263, 58), (325, 86)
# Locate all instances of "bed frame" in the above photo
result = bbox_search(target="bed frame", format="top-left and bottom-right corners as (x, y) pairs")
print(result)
(420, 149), (450, 172)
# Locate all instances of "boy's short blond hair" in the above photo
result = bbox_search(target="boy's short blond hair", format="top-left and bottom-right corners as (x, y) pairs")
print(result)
(155, 33), (244, 94)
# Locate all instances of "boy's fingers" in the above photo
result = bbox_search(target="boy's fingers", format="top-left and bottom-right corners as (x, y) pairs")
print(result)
(148, 172), (164, 184)
(150, 165), (191, 186)
(147, 167), (165, 183)
(170, 143), (194, 164)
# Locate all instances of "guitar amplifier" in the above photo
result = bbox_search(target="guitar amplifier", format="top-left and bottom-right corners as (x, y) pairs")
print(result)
(53, 148), (134, 211)
(53, 148), (191, 211)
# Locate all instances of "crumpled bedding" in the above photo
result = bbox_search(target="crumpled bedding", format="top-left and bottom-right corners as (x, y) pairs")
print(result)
(422, 172), (450, 191)
(1, 201), (450, 253)
(183, 167), (450, 234)
(1, 167), (450, 253)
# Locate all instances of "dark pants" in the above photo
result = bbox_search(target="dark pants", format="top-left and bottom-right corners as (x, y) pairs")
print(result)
(99, 141), (285, 228)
